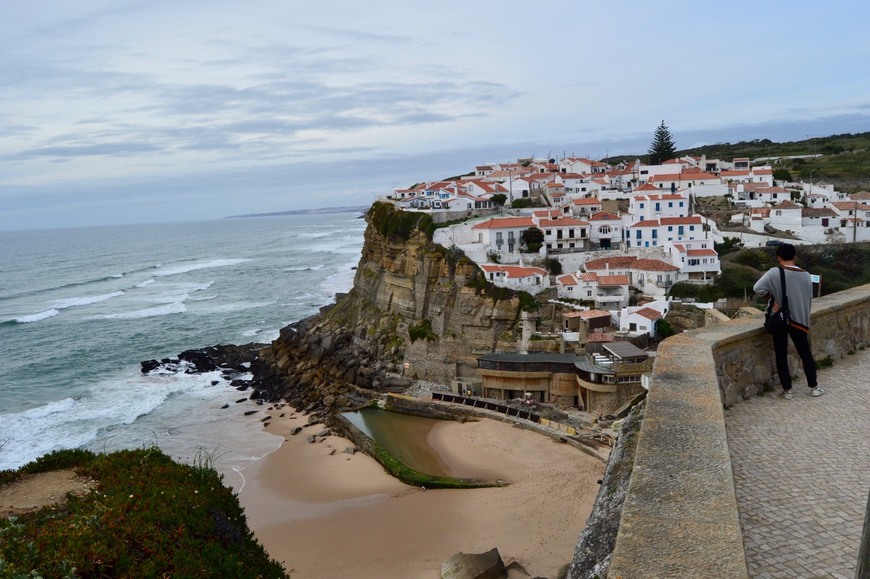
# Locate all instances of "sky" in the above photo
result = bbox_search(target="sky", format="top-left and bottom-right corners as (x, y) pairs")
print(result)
(2, 1), (870, 231)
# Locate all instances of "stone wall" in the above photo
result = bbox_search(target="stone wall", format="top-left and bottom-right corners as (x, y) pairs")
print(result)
(598, 283), (870, 578)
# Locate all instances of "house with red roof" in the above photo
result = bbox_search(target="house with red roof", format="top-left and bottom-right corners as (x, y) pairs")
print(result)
(620, 306), (665, 339)
(569, 197), (603, 218)
(629, 258), (681, 297)
(667, 240), (720, 282)
(537, 214), (590, 252)
(471, 216), (535, 254)
(478, 264), (550, 294)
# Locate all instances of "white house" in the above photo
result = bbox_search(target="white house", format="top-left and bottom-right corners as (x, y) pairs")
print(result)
(588, 211), (623, 250)
(568, 197), (604, 218)
(619, 306), (664, 338)
(628, 192), (689, 221)
(629, 258), (681, 297)
(667, 240), (720, 282)
(587, 273), (630, 311)
(471, 216), (535, 254)
(831, 201), (870, 242)
(625, 216), (705, 249)
(478, 264), (550, 294)
(801, 207), (842, 243)
(536, 215), (590, 252)
(768, 200), (804, 235)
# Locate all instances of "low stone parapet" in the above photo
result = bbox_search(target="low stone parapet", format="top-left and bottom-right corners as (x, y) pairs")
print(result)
(604, 284), (870, 578)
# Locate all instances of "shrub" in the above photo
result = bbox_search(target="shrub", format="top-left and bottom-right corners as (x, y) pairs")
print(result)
(408, 319), (437, 342)
(542, 256), (562, 275)
(511, 198), (533, 209)
(0, 449), (287, 578)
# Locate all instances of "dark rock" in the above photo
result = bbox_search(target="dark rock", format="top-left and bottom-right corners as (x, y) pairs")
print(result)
(140, 359), (161, 374)
(211, 380), (220, 386)
(306, 435), (316, 443)
(244, 410), (258, 416)
(342, 447), (356, 455)
(236, 398), (247, 404)
(178, 349), (218, 373)
(235, 385), (249, 391)
(290, 427), (303, 436)
(220, 403), (229, 409)
(440, 548), (506, 579)
(230, 379), (247, 387)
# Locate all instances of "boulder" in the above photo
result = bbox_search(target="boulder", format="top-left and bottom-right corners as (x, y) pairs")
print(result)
(140, 359), (161, 374)
(441, 548), (506, 579)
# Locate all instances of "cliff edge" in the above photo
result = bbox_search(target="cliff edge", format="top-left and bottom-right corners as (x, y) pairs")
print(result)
(252, 202), (529, 417)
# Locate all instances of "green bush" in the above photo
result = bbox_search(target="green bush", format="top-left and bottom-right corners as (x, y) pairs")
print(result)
(408, 319), (437, 342)
(510, 198), (533, 209)
(0, 449), (287, 578)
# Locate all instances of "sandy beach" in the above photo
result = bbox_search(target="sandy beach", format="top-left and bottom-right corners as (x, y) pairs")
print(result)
(235, 406), (607, 579)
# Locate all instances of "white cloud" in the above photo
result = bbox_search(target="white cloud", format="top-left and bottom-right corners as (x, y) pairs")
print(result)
(1, 0), (870, 229)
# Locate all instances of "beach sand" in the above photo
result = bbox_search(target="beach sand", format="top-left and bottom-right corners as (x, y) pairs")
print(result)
(236, 407), (606, 579)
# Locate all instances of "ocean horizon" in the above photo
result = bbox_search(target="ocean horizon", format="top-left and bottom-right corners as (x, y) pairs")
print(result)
(0, 212), (367, 483)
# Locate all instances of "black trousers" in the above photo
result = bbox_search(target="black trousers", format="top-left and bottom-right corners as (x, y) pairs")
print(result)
(773, 325), (817, 390)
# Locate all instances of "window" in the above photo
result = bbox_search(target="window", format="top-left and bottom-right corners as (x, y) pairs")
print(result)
(668, 202), (673, 208)
(587, 290), (593, 297)
(668, 226), (673, 232)
(636, 230), (642, 239)
(655, 203), (660, 211)
(652, 230), (658, 239)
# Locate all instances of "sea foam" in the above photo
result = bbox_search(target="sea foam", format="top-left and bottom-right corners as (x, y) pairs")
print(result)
(52, 291), (125, 309)
(153, 258), (249, 277)
(13, 308), (60, 324)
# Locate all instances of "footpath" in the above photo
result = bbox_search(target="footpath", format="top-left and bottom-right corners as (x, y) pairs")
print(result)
(725, 347), (870, 578)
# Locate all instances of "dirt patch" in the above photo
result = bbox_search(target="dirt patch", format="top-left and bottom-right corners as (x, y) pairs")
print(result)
(0, 469), (96, 517)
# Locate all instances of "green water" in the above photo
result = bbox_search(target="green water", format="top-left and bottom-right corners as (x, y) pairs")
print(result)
(343, 407), (454, 477)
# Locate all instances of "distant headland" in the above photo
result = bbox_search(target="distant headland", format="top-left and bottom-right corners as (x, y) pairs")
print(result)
(225, 206), (370, 219)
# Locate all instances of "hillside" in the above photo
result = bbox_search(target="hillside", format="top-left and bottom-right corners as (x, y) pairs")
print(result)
(606, 130), (870, 192)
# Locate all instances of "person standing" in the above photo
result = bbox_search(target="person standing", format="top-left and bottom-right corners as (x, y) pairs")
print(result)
(753, 243), (824, 400)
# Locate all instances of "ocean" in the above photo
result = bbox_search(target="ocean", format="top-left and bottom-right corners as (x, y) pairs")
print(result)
(0, 212), (367, 486)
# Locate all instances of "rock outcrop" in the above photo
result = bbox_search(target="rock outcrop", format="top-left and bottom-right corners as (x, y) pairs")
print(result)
(250, 203), (528, 420)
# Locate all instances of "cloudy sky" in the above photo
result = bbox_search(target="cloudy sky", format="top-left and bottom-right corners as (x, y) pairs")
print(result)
(2, 1), (869, 230)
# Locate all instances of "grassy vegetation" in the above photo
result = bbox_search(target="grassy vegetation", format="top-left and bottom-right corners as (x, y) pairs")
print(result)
(669, 242), (870, 302)
(368, 201), (436, 241)
(370, 440), (505, 489)
(0, 449), (287, 578)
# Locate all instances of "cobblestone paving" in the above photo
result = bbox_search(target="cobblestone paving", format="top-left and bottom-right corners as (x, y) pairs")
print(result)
(725, 347), (870, 578)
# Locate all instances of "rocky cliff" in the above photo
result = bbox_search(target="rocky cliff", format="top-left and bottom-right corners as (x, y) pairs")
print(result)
(251, 203), (528, 418)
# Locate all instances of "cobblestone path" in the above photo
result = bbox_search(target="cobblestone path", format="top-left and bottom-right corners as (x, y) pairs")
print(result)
(726, 347), (870, 578)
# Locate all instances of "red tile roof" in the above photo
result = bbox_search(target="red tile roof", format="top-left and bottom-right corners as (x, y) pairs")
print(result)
(584, 256), (637, 270)
(472, 216), (535, 229)
(597, 275), (630, 285)
(633, 307), (663, 321)
(631, 259), (680, 272)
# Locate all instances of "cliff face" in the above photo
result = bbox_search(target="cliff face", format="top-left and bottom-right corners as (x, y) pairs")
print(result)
(253, 206), (524, 416)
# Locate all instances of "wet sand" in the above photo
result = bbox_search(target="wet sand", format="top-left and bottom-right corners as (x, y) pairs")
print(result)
(236, 408), (606, 579)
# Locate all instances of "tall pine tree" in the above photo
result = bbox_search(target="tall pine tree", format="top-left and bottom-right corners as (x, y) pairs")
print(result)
(648, 120), (676, 166)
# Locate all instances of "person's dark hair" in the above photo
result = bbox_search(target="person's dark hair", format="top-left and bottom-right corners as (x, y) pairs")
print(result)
(776, 242), (797, 260)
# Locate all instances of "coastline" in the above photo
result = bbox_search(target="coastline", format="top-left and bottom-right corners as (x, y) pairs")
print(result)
(235, 406), (606, 579)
